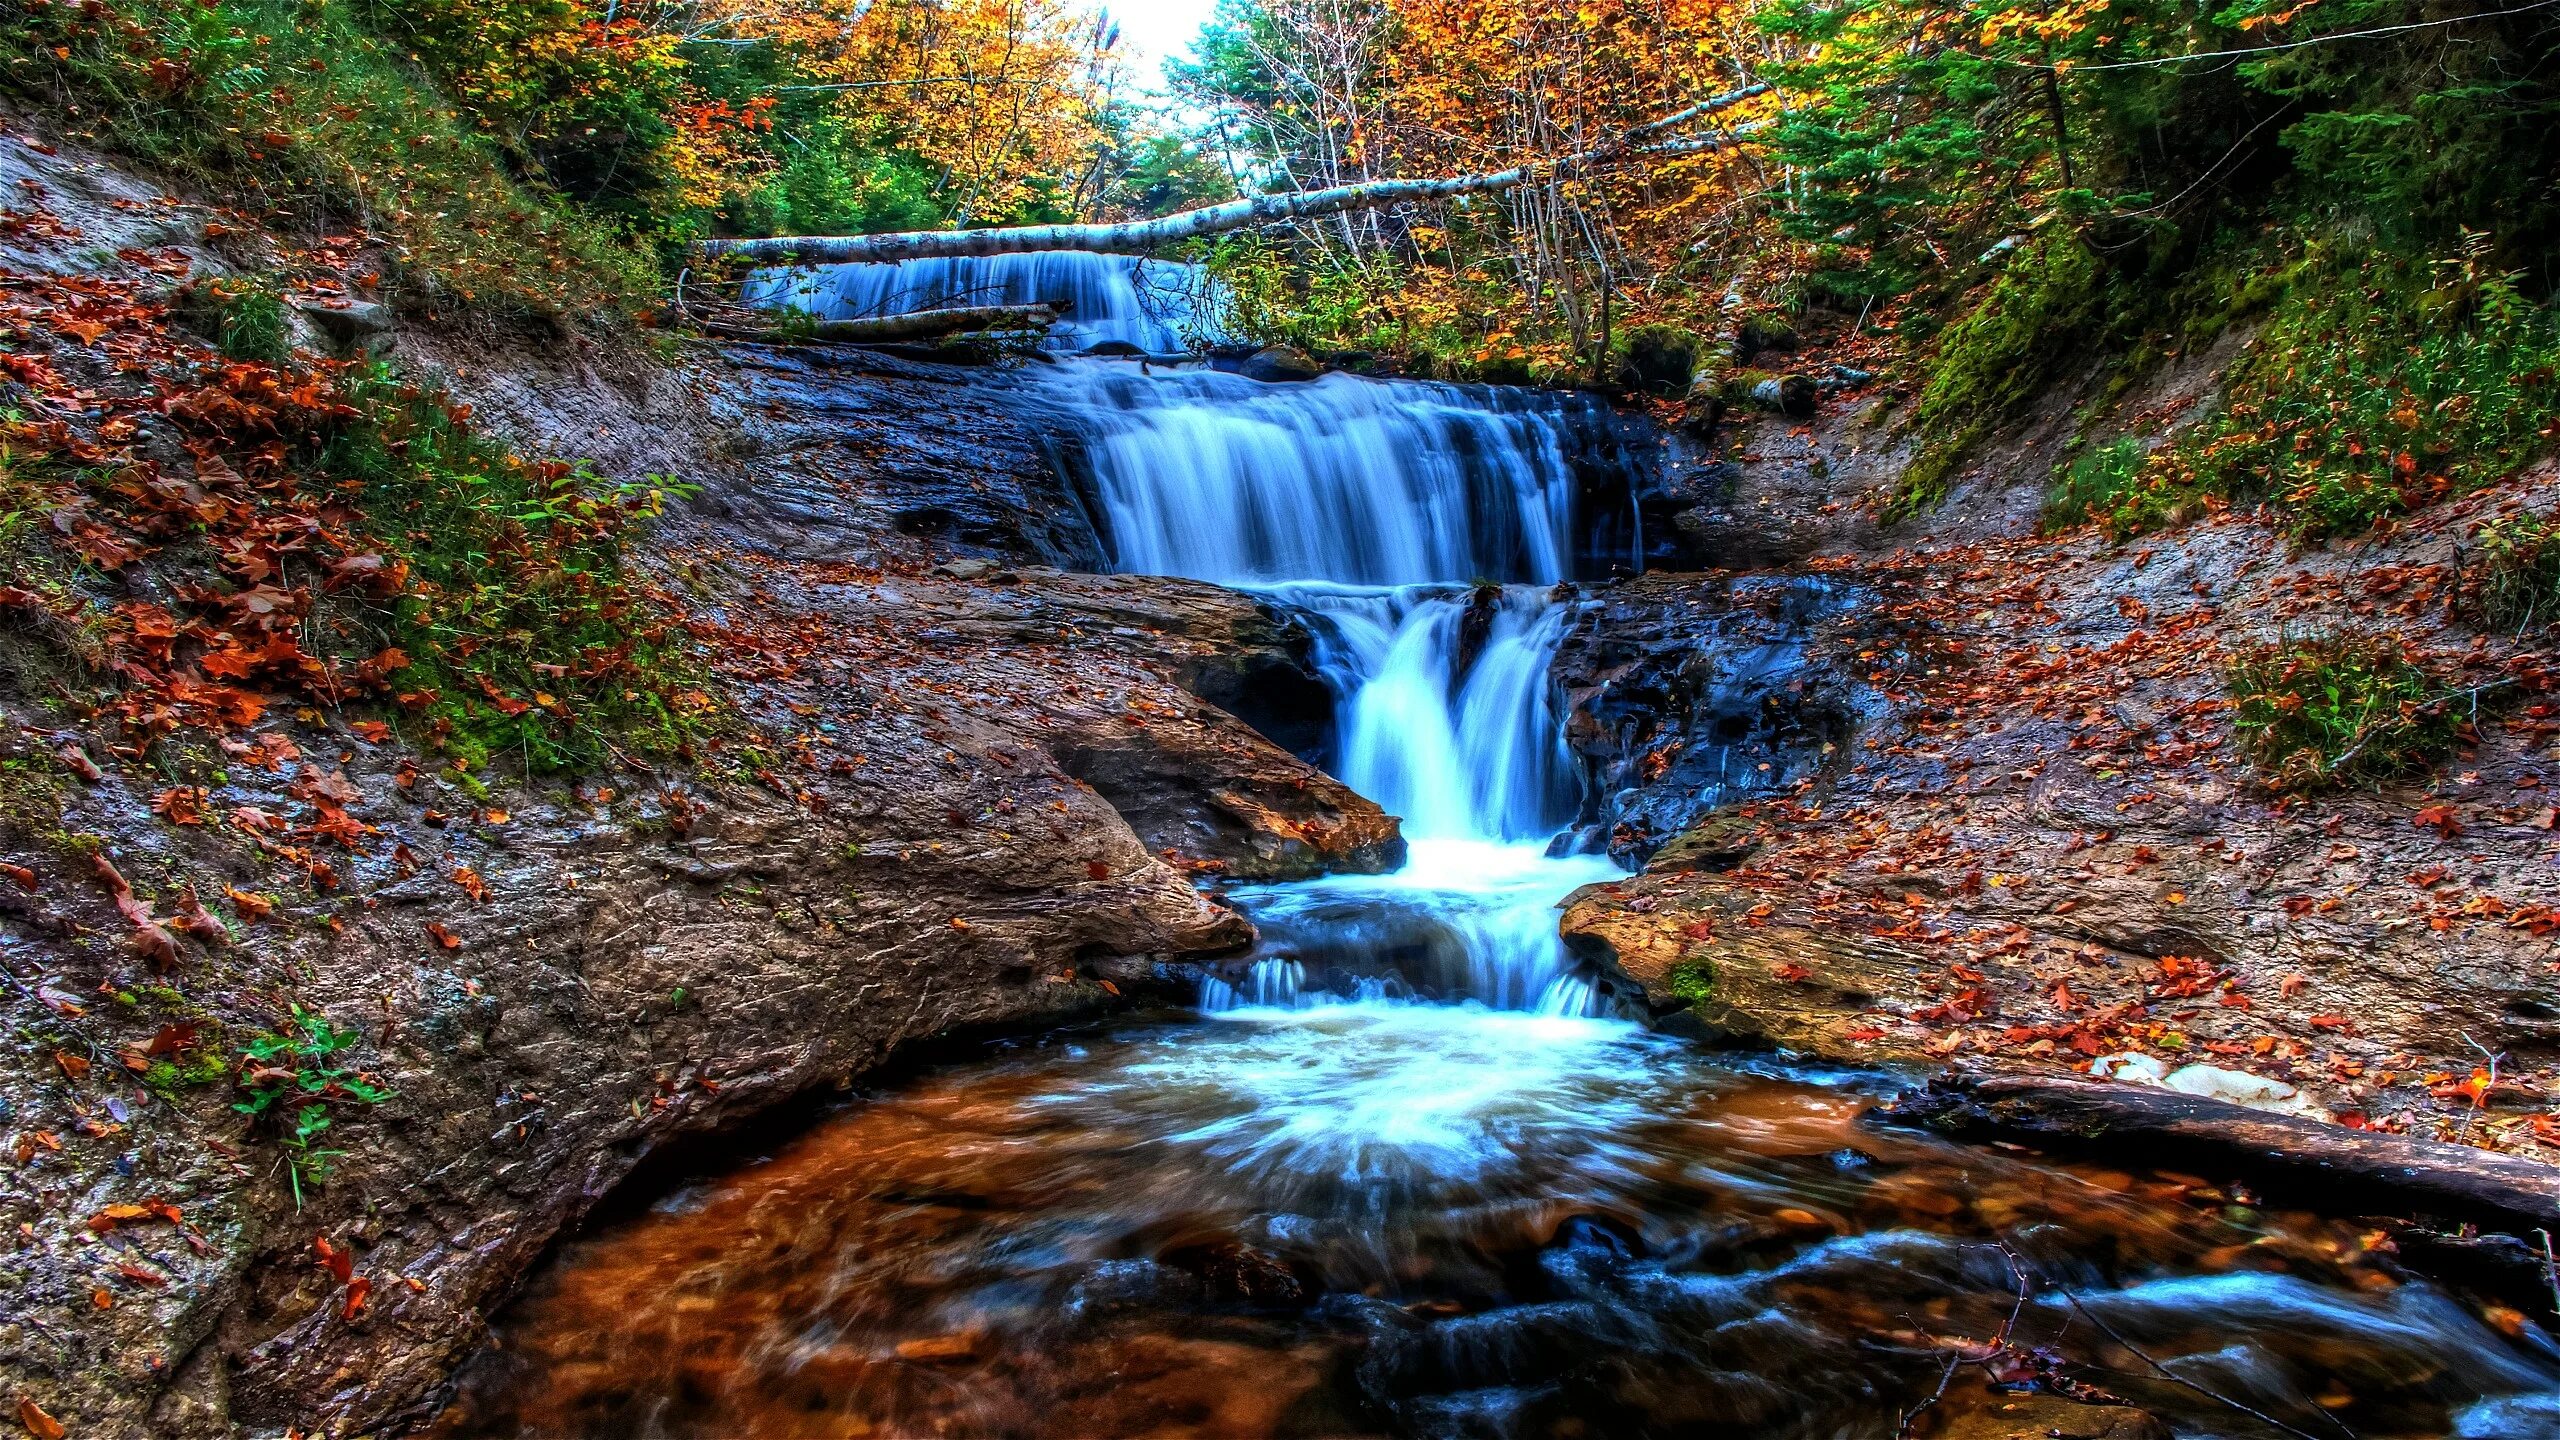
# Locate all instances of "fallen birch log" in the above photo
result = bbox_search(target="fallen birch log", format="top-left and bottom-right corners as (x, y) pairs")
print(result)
(1876, 1072), (2560, 1232)
(695, 90), (1770, 266)
(700, 302), (1064, 344)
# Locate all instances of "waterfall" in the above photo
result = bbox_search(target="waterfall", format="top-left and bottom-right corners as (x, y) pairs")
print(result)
(1032, 364), (1600, 588)
(742, 253), (1214, 354)
(1017, 334), (1633, 1015)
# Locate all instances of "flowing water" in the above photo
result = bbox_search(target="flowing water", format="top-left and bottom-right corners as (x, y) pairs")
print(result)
(743, 253), (1213, 354)
(438, 260), (2560, 1438)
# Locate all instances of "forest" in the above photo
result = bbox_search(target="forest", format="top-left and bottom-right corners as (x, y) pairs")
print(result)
(2, 0), (2560, 1434)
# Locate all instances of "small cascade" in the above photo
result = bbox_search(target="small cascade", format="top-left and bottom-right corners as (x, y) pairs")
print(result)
(742, 253), (1213, 353)
(1033, 364), (1602, 588)
(1282, 584), (1578, 844)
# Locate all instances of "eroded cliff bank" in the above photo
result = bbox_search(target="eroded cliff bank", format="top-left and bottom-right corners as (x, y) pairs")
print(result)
(0, 131), (1394, 1437)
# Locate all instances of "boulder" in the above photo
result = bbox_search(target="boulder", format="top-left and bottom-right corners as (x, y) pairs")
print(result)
(1617, 323), (1700, 397)
(292, 297), (394, 347)
(1238, 344), (1323, 383)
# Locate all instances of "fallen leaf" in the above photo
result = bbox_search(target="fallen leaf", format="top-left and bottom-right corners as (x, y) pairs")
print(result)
(17, 1396), (65, 1440)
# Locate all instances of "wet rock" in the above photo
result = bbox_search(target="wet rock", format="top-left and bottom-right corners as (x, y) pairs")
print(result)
(1935, 1393), (2171, 1440)
(1156, 1238), (1308, 1307)
(1551, 573), (1869, 863)
(1056, 727), (1403, 880)
(292, 298), (393, 342)
(696, 343), (1107, 567)
(1238, 344), (1323, 383)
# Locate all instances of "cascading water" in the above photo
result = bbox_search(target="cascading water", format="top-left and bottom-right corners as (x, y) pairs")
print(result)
(1006, 331), (1629, 1015)
(742, 252), (1215, 353)
(442, 255), (2560, 1440)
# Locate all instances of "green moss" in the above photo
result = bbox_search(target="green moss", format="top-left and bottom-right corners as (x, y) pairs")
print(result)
(1616, 324), (1700, 397)
(308, 364), (713, 773)
(2227, 632), (2469, 792)
(1665, 956), (1716, 1007)
(2042, 436), (2150, 534)
(1892, 233), (2106, 518)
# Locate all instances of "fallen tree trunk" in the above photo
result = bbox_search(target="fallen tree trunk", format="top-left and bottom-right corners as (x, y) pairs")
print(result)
(1876, 1073), (2560, 1232)
(697, 89), (1770, 266)
(699, 302), (1063, 344)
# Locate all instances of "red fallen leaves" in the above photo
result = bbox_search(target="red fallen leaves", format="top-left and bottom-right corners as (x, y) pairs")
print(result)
(225, 884), (276, 921)
(1770, 961), (1813, 984)
(151, 786), (208, 825)
(344, 1274), (372, 1321)
(2411, 803), (2463, 837)
(171, 887), (229, 945)
(87, 1197), (185, 1233)
(425, 920), (463, 950)
(18, 1396), (66, 1440)
(89, 852), (181, 968)
(314, 1234), (355, 1284)
(450, 866), (489, 902)
(0, 862), (34, 892)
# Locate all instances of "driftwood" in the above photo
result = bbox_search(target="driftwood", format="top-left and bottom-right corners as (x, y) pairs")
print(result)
(1877, 1073), (2560, 1233)
(699, 302), (1064, 344)
(695, 87), (1770, 265)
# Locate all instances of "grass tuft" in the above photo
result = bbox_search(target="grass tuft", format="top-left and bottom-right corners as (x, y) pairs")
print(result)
(2226, 632), (2467, 792)
(2467, 511), (2560, 634)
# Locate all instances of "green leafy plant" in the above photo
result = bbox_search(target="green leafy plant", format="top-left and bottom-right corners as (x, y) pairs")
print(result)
(234, 1005), (393, 1206)
(313, 364), (712, 772)
(2469, 511), (2560, 634)
(2226, 632), (2467, 792)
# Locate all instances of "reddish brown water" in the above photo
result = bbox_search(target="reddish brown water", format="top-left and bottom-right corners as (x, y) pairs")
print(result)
(432, 1006), (2560, 1439)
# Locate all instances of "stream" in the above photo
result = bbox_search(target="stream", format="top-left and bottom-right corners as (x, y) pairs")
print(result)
(434, 255), (2560, 1439)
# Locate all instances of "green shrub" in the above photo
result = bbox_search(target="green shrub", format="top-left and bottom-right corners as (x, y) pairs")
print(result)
(2227, 632), (2466, 791)
(211, 282), (291, 365)
(235, 1005), (393, 1206)
(2189, 240), (2559, 539)
(2469, 511), (2560, 633)
(3, 0), (661, 325)
(313, 364), (709, 772)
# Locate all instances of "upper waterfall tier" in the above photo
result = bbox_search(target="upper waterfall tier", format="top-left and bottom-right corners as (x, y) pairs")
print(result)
(1028, 363), (1628, 589)
(743, 253), (1213, 354)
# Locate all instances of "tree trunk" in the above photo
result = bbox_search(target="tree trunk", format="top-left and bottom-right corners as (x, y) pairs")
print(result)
(1880, 1073), (2560, 1233)
(696, 89), (1770, 266)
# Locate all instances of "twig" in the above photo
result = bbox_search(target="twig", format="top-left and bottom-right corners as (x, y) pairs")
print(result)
(2056, 1288), (2348, 1440)
(2538, 1230), (2560, 1318)
(1895, 1355), (1960, 1439)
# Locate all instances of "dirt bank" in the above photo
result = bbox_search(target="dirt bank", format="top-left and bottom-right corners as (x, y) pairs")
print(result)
(1558, 369), (2560, 1159)
(0, 127), (1387, 1437)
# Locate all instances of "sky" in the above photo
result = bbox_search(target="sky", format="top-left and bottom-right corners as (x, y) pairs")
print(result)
(1102, 0), (1222, 95)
